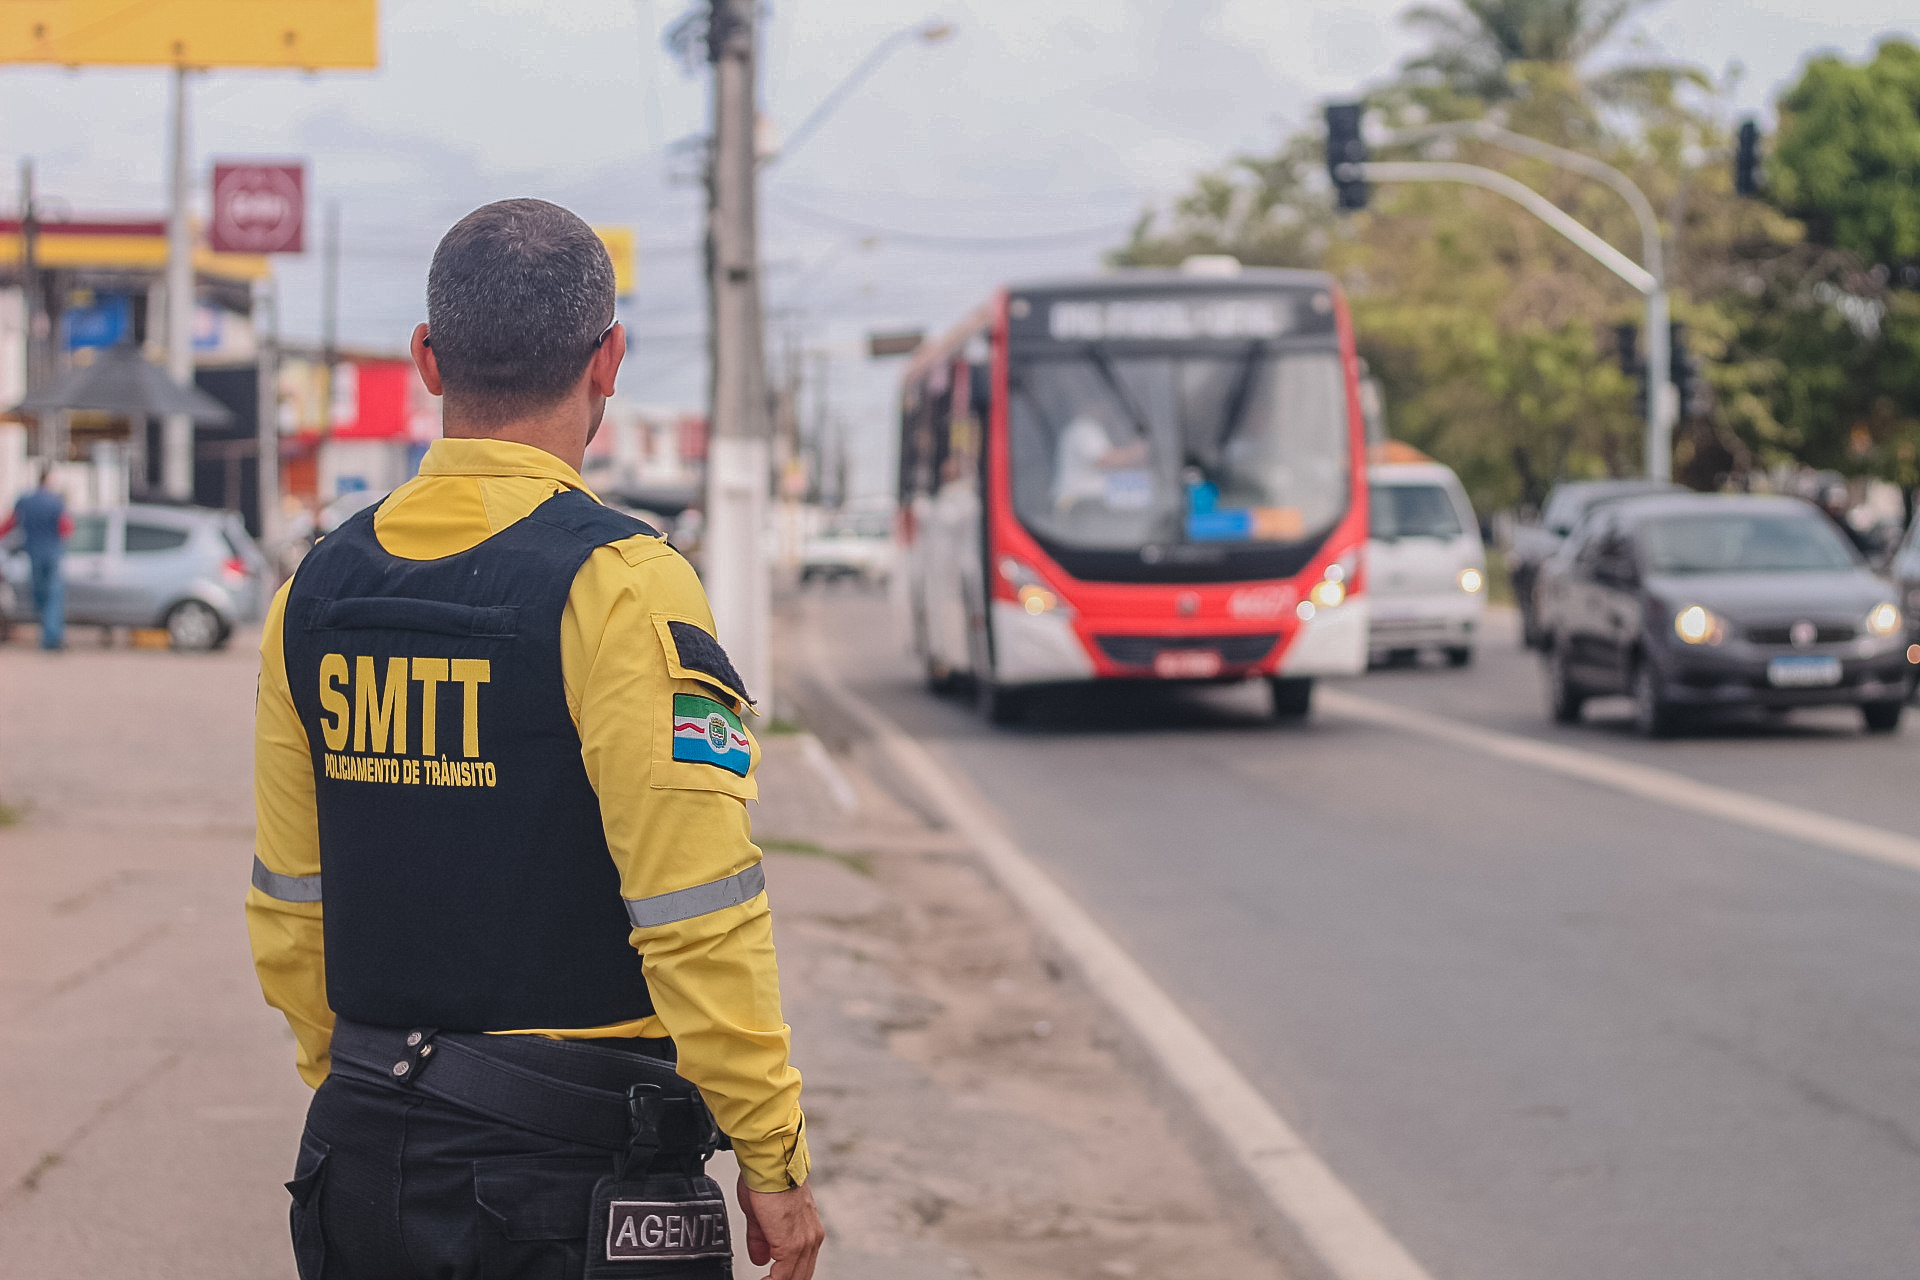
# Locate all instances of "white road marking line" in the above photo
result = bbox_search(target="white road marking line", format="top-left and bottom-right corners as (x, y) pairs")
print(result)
(796, 731), (861, 813)
(803, 635), (1438, 1280)
(1320, 688), (1920, 876)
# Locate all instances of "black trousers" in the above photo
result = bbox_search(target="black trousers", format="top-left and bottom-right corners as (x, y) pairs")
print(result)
(290, 1049), (729, 1280)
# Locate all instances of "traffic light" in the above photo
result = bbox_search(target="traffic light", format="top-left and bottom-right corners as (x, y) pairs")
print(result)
(1734, 120), (1761, 197)
(1670, 322), (1709, 418)
(1614, 322), (1639, 376)
(1325, 103), (1369, 212)
(1614, 322), (1648, 414)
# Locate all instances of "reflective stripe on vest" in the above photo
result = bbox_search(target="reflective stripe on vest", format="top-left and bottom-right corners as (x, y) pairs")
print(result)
(624, 863), (766, 928)
(252, 856), (323, 903)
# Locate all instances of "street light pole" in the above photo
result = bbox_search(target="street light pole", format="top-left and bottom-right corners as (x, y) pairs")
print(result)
(1374, 119), (1674, 481)
(704, 0), (774, 707)
(1356, 162), (1654, 295)
(162, 62), (196, 501)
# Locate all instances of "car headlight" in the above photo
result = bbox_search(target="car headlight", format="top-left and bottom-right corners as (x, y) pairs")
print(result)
(1458, 567), (1484, 594)
(1673, 604), (1725, 645)
(1865, 601), (1902, 637)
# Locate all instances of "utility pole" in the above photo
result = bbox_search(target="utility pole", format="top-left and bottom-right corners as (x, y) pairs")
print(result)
(703, 0), (772, 708)
(254, 275), (280, 553)
(320, 200), (341, 436)
(19, 159), (54, 463)
(162, 63), (196, 500)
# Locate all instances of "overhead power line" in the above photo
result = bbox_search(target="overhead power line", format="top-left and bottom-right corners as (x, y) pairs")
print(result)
(765, 192), (1137, 250)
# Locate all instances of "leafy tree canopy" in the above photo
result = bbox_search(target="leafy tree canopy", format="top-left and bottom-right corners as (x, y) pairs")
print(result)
(1398, 0), (1702, 111)
(1771, 39), (1920, 267)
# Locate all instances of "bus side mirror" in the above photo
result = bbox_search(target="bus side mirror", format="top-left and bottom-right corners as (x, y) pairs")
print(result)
(969, 364), (993, 422)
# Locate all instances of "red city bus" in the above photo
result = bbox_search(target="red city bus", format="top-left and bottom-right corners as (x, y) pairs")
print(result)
(895, 266), (1371, 721)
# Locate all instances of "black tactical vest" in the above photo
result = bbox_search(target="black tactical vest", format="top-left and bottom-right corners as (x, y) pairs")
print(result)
(284, 489), (658, 1031)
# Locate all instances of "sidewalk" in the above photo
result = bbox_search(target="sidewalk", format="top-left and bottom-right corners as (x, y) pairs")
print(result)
(0, 619), (1285, 1278)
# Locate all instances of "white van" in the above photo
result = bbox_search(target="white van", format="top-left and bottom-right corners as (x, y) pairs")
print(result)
(1366, 453), (1486, 666)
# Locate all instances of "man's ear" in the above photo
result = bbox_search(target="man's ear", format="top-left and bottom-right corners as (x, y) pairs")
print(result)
(588, 321), (625, 399)
(411, 323), (444, 396)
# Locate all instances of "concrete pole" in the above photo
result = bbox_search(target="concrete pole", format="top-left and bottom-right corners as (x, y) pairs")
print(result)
(162, 64), (195, 501)
(19, 159), (54, 463)
(1644, 289), (1672, 482)
(320, 201), (340, 437)
(704, 0), (772, 708)
(254, 275), (280, 551)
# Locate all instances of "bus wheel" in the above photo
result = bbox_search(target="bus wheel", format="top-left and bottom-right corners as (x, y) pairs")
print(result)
(977, 678), (1026, 725)
(1270, 676), (1313, 719)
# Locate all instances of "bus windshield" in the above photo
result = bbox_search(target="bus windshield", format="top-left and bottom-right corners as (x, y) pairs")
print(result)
(1008, 346), (1350, 554)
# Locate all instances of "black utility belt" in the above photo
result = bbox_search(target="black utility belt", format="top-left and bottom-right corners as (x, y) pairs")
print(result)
(329, 1018), (727, 1160)
(333, 1020), (735, 1275)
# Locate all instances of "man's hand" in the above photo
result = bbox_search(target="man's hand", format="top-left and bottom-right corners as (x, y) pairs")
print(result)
(738, 1175), (825, 1280)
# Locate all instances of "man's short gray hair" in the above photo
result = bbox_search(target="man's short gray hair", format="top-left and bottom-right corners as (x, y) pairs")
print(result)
(425, 199), (616, 422)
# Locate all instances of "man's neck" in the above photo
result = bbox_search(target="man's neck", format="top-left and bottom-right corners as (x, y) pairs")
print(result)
(442, 399), (589, 472)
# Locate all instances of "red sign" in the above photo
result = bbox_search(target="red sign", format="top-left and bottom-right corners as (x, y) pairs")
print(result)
(209, 163), (305, 254)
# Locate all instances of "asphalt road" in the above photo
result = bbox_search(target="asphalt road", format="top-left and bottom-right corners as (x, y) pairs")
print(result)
(797, 589), (1920, 1280)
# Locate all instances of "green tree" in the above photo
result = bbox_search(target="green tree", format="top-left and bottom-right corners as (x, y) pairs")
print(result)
(1770, 39), (1920, 267)
(1396, 0), (1703, 114)
(1706, 39), (1920, 485)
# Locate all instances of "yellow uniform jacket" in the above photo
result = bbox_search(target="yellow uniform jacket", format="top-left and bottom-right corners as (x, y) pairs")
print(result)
(246, 437), (808, 1191)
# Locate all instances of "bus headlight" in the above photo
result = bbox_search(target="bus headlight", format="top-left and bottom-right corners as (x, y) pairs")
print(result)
(1673, 604), (1725, 645)
(1458, 567), (1484, 594)
(999, 557), (1069, 616)
(1308, 577), (1346, 609)
(1018, 585), (1059, 615)
(1865, 601), (1902, 637)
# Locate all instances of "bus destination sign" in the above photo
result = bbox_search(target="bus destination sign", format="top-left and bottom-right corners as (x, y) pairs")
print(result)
(1010, 287), (1333, 346)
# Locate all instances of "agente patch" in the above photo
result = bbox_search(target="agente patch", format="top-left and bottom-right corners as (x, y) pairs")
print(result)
(605, 1197), (731, 1261)
(671, 694), (751, 776)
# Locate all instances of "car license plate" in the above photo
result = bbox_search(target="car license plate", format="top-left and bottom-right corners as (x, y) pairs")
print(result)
(1767, 654), (1842, 688)
(1154, 648), (1222, 678)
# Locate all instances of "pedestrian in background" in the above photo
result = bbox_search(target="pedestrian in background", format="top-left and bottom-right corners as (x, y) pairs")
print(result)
(247, 199), (823, 1279)
(0, 464), (72, 650)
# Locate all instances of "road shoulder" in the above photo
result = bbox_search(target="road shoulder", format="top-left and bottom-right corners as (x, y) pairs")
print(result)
(753, 727), (1291, 1280)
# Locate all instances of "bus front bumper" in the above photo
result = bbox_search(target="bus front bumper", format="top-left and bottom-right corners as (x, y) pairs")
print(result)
(991, 600), (1097, 685)
(1280, 597), (1369, 677)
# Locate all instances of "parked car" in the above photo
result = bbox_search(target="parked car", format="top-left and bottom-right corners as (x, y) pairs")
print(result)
(1535, 492), (1912, 736)
(1, 504), (270, 650)
(1510, 479), (1684, 649)
(800, 510), (893, 585)
(1366, 458), (1486, 667)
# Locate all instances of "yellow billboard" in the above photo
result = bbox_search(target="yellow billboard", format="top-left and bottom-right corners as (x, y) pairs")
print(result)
(593, 225), (635, 298)
(0, 1), (378, 68)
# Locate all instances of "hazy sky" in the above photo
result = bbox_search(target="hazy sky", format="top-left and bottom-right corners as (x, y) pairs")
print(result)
(5, 0), (1917, 496)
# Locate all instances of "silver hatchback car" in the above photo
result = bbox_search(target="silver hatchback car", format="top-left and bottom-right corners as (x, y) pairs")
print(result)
(1, 504), (270, 650)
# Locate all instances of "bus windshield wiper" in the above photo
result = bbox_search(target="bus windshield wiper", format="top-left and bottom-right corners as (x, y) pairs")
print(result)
(1215, 340), (1269, 457)
(1085, 344), (1155, 449)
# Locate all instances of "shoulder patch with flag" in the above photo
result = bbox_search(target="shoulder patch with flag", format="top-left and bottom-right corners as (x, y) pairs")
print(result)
(671, 694), (751, 776)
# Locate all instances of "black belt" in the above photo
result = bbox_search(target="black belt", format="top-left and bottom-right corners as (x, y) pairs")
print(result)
(330, 1018), (726, 1160)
